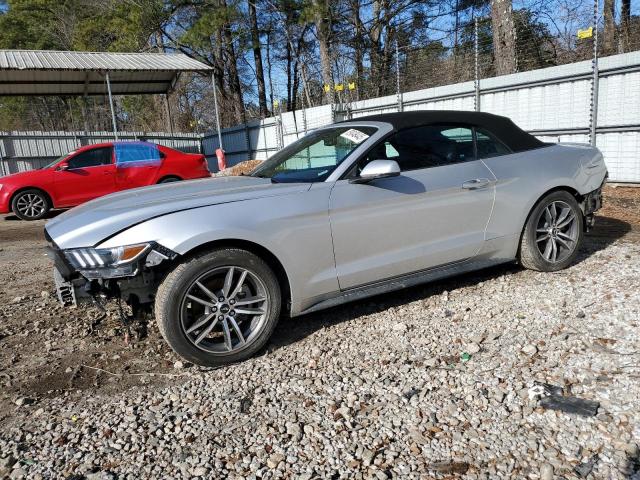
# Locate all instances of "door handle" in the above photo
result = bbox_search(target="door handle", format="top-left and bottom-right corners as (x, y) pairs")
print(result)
(462, 178), (491, 189)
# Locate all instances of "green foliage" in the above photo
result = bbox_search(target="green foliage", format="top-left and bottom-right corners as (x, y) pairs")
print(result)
(0, 0), (69, 49)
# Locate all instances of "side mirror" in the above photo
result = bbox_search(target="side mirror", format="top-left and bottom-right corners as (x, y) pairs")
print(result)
(350, 159), (400, 184)
(57, 163), (69, 171)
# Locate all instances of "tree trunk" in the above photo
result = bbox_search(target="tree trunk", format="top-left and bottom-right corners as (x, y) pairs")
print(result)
(603, 0), (616, 54)
(285, 35), (293, 111)
(222, 4), (245, 124)
(490, 0), (517, 75)
(620, 0), (631, 52)
(265, 28), (274, 110)
(350, 0), (364, 100)
(313, 0), (334, 103)
(248, 0), (268, 117)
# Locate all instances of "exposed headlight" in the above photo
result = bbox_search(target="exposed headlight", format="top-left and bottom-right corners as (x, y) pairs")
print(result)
(64, 243), (151, 279)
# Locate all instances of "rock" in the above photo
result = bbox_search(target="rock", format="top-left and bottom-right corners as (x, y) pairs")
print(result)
(540, 463), (554, 480)
(392, 322), (407, 332)
(361, 449), (375, 466)
(286, 422), (302, 439)
(40, 291), (50, 299)
(0, 456), (17, 470)
(190, 466), (209, 477)
(424, 357), (438, 368)
(522, 344), (538, 355)
(267, 453), (285, 469)
(173, 360), (184, 369)
(85, 472), (116, 480)
(9, 467), (26, 480)
(14, 397), (33, 407)
(465, 343), (481, 354)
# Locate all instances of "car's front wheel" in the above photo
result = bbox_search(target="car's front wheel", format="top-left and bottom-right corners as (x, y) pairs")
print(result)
(519, 190), (584, 271)
(155, 248), (281, 366)
(11, 189), (50, 221)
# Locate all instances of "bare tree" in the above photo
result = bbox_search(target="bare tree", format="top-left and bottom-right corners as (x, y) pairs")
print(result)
(603, 0), (616, 54)
(491, 0), (517, 75)
(312, 0), (334, 103)
(620, 0), (632, 52)
(248, 0), (268, 116)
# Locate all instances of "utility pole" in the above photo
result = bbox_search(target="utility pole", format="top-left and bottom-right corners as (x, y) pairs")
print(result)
(395, 38), (403, 112)
(105, 72), (118, 140)
(589, 0), (600, 146)
(474, 18), (480, 112)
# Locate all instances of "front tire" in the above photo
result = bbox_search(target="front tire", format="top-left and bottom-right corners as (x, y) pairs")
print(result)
(11, 189), (50, 221)
(155, 248), (281, 367)
(518, 190), (584, 271)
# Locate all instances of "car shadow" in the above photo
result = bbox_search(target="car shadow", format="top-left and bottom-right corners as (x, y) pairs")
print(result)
(267, 214), (632, 354)
(3, 209), (64, 221)
(576, 215), (632, 265)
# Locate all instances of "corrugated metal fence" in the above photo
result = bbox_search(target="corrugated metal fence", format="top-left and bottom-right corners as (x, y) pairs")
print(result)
(2, 51), (640, 182)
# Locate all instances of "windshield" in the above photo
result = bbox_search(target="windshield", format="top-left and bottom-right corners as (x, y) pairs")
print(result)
(251, 126), (377, 183)
(42, 152), (74, 169)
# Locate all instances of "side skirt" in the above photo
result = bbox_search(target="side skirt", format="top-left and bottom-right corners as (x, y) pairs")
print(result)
(296, 257), (513, 316)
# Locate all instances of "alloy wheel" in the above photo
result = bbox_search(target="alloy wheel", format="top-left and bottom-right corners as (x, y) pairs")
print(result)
(15, 193), (46, 219)
(535, 200), (579, 263)
(180, 266), (269, 355)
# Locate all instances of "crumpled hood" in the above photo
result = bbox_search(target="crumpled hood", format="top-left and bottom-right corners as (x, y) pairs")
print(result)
(45, 176), (311, 249)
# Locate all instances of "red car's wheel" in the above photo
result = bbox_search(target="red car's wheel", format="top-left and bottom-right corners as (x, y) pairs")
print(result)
(11, 189), (50, 221)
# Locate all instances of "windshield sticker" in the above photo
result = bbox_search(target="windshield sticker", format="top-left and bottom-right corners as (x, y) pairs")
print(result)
(340, 128), (370, 144)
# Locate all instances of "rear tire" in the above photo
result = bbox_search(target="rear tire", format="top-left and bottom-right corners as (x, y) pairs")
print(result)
(11, 189), (50, 221)
(155, 248), (281, 367)
(518, 190), (583, 272)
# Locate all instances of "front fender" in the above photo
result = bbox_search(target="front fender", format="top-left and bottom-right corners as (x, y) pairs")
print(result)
(98, 188), (338, 315)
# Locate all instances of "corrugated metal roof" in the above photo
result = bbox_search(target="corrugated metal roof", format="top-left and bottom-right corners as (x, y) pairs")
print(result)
(0, 49), (213, 72)
(0, 49), (213, 96)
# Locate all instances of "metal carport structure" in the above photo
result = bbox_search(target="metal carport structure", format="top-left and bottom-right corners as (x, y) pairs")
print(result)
(0, 49), (223, 147)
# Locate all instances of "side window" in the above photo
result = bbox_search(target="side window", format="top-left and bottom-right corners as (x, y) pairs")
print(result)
(114, 143), (162, 165)
(67, 147), (112, 169)
(364, 125), (476, 172)
(475, 129), (511, 159)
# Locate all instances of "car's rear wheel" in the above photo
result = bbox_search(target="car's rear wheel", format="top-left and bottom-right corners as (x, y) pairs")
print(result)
(519, 190), (583, 271)
(155, 248), (281, 366)
(11, 189), (50, 221)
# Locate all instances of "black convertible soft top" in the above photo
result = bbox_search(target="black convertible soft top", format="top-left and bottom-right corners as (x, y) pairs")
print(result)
(346, 110), (544, 153)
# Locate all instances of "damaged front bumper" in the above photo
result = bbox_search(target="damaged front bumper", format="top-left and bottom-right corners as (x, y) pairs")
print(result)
(45, 233), (177, 308)
(583, 177), (606, 230)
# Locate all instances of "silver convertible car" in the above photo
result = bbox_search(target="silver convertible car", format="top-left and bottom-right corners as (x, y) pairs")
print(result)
(45, 111), (607, 366)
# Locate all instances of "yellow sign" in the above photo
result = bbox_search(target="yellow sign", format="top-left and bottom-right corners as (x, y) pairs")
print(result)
(577, 27), (593, 39)
(335, 83), (344, 92)
(348, 82), (356, 90)
(323, 84), (330, 93)
(273, 100), (279, 108)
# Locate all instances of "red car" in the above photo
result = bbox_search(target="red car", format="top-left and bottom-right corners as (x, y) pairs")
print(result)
(0, 141), (210, 220)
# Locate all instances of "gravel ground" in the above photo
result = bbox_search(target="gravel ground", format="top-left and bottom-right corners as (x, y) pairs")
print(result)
(0, 187), (639, 479)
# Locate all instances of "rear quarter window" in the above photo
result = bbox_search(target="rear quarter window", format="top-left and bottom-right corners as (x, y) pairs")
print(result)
(476, 129), (512, 159)
(114, 143), (162, 167)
